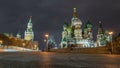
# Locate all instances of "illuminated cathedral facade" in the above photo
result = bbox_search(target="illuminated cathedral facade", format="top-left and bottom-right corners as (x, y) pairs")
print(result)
(61, 8), (111, 48)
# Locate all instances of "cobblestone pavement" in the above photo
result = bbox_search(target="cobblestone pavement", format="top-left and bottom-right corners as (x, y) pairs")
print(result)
(0, 52), (120, 68)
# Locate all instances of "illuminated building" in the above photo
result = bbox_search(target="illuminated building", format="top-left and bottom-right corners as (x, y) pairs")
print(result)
(61, 8), (111, 48)
(96, 21), (111, 46)
(24, 16), (34, 41)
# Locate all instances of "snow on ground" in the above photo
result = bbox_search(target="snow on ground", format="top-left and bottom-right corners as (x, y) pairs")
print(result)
(0, 48), (20, 52)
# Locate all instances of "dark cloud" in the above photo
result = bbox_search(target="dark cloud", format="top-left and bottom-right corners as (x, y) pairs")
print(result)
(0, 0), (119, 49)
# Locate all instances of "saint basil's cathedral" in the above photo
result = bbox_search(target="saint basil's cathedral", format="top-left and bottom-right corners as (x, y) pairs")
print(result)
(61, 8), (111, 48)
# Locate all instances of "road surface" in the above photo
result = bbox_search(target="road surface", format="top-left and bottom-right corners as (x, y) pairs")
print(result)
(0, 52), (120, 68)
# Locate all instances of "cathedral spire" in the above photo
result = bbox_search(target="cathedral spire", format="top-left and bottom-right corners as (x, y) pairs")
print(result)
(98, 21), (104, 34)
(99, 21), (102, 28)
(73, 8), (78, 18)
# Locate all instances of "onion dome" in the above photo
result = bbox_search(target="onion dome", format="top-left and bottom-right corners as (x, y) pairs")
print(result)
(73, 18), (82, 25)
(85, 20), (92, 28)
(63, 22), (69, 28)
(67, 26), (72, 32)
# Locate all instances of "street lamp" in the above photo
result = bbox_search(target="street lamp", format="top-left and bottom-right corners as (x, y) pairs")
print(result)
(109, 32), (113, 35)
(44, 39), (47, 43)
(44, 33), (49, 51)
(109, 31), (113, 54)
(22, 43), (25, 51)
(34, 44), (37, 50)
(22, 43), (25, 47)
(45, 33), (49, 39)
(0, 40), (3, 46)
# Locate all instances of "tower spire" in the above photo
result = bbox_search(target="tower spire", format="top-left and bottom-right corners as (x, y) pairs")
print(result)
(73, 8), (77, 18)
(24, 16), (34, 41)
(98, 21), (104, 34)
(87, 16), (90, 21)
(99, 21), (102, 28)
(29, 16), (32, 23)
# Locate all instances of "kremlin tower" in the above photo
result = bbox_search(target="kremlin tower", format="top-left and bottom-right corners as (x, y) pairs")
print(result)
(24, 16), (34, 41)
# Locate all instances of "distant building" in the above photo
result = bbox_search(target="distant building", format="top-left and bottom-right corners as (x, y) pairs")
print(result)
(24, 16), (34, 41)
(61, 8), (111, 48)
(16, 32), (21, 39)
(4, 33), (13, 37)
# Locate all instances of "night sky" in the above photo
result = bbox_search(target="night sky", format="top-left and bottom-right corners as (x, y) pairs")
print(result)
(0, 0), (119, 49)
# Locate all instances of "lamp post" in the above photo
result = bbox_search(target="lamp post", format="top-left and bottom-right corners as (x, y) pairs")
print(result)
(22, 43), (25, 51)
(109, 32), (113, 54)
(0, 40), (3, 46)
(44, 34), (49, 51)
(34, 44), (37, 50)
(45, 34), (49, 39)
